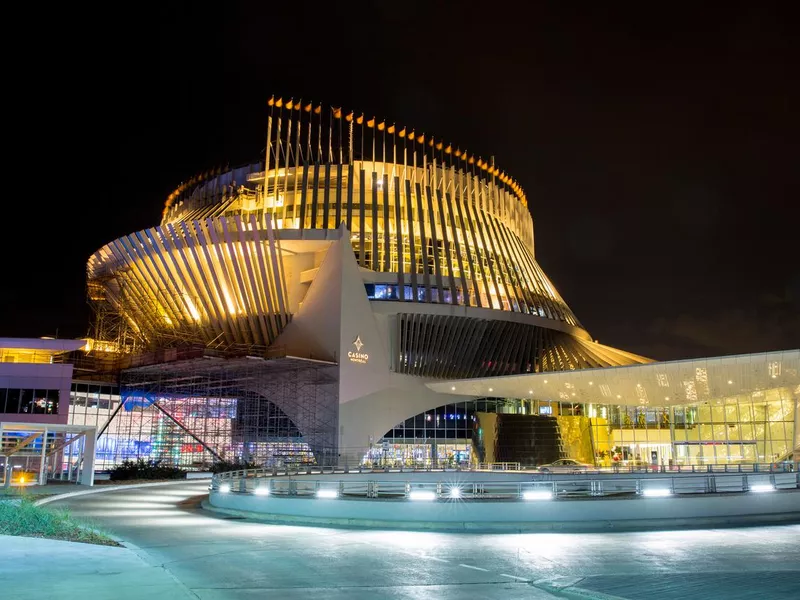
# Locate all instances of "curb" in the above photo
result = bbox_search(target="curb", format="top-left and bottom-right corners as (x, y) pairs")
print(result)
(203, 494), (800, 533)
(34, 479), (209, 507)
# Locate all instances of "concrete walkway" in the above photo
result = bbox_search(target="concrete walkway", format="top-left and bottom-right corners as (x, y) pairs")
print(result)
(5, 481), (799, 599)
(0, 535), (194, 600)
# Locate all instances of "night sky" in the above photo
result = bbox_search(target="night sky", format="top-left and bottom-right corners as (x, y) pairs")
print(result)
(4, 2), (798, 360)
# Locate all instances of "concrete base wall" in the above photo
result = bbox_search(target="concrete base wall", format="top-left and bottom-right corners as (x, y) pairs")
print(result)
(209, 488), (800, 532)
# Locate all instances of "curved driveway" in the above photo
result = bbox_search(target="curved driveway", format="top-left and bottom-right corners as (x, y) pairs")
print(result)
(53, 481), (800, 599)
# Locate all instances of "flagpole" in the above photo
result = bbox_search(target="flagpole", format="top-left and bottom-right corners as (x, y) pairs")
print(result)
(264, 98), (274, 205)
(348, 113), (354, 164)
(307, 103), (313, 160)
(316, 105), (323, 162)
(338, 109), (344, 164)
(274, 98), (283, 209)
(328, 108), (333, 163)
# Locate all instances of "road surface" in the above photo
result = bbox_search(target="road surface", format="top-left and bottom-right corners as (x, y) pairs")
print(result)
(52, 481), (800, 599)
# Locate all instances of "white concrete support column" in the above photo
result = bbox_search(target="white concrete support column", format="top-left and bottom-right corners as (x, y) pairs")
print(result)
(793, 393), (800, 462)
(66, 437), (75, 482)
(80, 432), (95, 487)
(38, 428), (48, 486)
(669, 406), (676, 465)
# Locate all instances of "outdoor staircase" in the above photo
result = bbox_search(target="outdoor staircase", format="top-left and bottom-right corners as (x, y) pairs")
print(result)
(493, 414), (564, 466)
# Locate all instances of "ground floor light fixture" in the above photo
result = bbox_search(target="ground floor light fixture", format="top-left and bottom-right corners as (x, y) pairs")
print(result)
(409, 490), (437, 501)
(523, 490), (553, 501)
(642, 488), (671, 497)
(750, 484), (775, 493)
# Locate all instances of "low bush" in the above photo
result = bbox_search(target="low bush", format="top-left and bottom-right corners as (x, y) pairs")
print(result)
(209, 460), (260, 474)
(109, 458), (186, 481)
(0, 496), (117, 545)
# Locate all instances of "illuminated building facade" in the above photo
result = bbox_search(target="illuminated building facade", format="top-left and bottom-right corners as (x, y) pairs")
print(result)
(1, 338), (96, 485)
(429, 350), (800, 467)
(82, 97), (654, 466)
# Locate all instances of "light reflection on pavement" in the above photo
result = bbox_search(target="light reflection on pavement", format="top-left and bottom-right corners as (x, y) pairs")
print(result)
(53, 482), (800, 600)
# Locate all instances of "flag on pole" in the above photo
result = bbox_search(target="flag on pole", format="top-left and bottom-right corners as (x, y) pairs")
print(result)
(417, 133), (424, 144)
(407, 131), (414, 142)
(314, 104), (322, 115)
(285, 99), (294, 110)
(367, 117), (375, 128)
(268, 96), (275, 107)
(346, 111), (354, 122)
(378, 121), (385, 131)
(398, 127), (406, 138)
(275, 98), (283, 108)
(304, 102), (313, 113)
(333, 107), (342, 119)
(356, 114), (364, 125)
(445, 144), (452, 154)
(436, 141), (443, 151)
(387, 124), (395, 134)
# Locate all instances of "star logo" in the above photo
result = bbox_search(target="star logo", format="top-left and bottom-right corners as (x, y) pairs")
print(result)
(353, 336), (364, 352)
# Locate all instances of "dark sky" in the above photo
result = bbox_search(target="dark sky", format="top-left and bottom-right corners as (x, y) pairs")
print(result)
(4, 2), (798, 360)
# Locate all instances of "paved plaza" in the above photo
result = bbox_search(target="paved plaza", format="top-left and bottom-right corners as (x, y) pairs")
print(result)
(3, 481), (790, 599)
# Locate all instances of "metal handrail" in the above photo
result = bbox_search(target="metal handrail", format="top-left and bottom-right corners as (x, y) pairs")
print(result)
(211, 461), (798, 482)
(211, 470), (800, 501)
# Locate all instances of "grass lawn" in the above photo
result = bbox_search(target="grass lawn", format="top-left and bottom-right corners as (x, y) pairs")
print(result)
(0, 495), (119, 546)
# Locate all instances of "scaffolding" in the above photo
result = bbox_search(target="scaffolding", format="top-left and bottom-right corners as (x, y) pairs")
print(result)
(1, 422), (96, 487)
(96, 353), (339, 469)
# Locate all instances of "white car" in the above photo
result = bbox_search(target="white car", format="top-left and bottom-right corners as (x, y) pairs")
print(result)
(536, 459), (594, 474)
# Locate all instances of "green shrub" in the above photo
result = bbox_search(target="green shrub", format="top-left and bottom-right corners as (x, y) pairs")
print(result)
(109, 458), (186, 481)
(209, 460), (260, 473)
(0, 496), (117, 545)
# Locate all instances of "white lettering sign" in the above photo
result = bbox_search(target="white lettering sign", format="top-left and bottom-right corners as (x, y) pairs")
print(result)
(348, 336), (369, 364)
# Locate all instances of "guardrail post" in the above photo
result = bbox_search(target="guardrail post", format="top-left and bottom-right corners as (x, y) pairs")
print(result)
(436, 481), (442, 498)
(635, 479), (642, 495)
(239, 478), (247, 493)
(743, 474), (749, 492)
(339, 480), (344, 496)
(404, 481), (410, 498)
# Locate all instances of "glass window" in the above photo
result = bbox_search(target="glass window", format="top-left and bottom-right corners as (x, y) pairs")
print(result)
(6, 389), (21, 413)
(20, 389), (34, 413)
(46, 390), (60, 414)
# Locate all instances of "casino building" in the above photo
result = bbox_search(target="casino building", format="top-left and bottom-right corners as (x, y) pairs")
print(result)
(3, 97), (789, 476)
(78, 97), (652, 467)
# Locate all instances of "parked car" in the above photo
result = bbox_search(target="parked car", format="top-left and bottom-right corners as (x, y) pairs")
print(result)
(536, 459), (594, 474)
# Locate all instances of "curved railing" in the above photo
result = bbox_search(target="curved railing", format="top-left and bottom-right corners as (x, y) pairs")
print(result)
(212, 461), (798, 482)
(210, 466), (800, 501)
